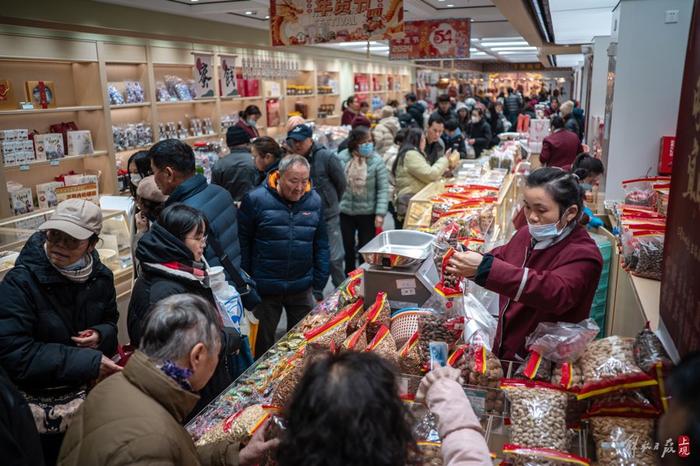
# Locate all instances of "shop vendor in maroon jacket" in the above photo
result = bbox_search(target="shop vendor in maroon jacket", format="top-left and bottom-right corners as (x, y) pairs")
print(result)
(447, 168), (603, 361)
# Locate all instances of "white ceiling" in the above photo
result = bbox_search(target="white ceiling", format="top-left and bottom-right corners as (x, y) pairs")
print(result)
(93, 0), (543, 63)
(549, 0), (616, 44)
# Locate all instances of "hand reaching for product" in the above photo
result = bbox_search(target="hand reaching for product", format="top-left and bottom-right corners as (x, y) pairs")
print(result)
(445, 251), (484, 279)
(415, 366), (463, 403)
(446, 149), (460, 169)
(239, 419), (280, 466)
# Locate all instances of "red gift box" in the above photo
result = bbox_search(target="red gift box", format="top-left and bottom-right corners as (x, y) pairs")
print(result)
(658, 136), (675, 175)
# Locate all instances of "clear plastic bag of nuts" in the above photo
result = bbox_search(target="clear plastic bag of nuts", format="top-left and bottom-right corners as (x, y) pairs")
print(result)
(503, 444), (591, 465)
(578, 336), (655, 399)
(589, 415), (657, 465)
(501, 380), (570, 451)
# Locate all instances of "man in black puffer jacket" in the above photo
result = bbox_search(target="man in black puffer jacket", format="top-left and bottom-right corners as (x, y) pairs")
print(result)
(150, 139), (261, 310)
(238, 154), (330, 356)
(0, 366), (44, 466)
(286, 124), (345, 289)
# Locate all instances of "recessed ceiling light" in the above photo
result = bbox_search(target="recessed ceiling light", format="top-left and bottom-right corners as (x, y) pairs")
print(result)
(491, 46), (537, 51)
(191, 0), (199, 2)
(245, 11), (253, 15)
(447, 3), (454, 6)
(265, 15), (270, 19)
(480, 41), (529, 47)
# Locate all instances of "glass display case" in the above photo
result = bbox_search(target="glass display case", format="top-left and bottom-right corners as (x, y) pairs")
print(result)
(0, 208), (134, 296)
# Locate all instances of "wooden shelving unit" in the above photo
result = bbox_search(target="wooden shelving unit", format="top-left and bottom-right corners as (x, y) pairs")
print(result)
(0, 35), (412, 219)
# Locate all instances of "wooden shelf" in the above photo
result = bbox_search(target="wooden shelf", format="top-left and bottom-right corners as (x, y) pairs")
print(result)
(156, 98), (217, 105)
(110, 102), (151, 109)
(4, 151), (108, 171)
(317, 114), (341, 119)
(116, 146), (153, 157)
(0, 105), (103, 116)
(318, 93), (339, 97)
(220, 96), (263, 101)
(180, 133), (220, 142)
(286, 94), (316, 98)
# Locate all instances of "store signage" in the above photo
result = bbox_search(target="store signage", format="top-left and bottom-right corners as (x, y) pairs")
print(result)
(269, 0), (403, 46)
(660, 1), (700, 357)
(193, 53), (215, 98)
(389, 19), (470, 60)
(219, 55), (238, 97)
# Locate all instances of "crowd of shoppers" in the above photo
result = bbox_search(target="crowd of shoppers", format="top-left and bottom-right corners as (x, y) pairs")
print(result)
(0, 83), (612, 466)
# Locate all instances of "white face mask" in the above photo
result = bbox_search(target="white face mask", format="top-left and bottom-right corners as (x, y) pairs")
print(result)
(471, 116), (480, 123)
(527, 210), (571, 241)
(130, 174), (142, 186)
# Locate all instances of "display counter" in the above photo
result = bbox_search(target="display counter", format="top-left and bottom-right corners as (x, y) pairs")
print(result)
(0, 207), (133, 290)
(403, 160), (519, 241)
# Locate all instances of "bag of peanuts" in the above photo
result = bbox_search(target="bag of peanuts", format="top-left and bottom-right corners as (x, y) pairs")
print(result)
(578, 336), (656, 400)
(365, 292), (392, 340)
(366, 324), (399, 367)
(271, 360), (304, 408)
(338, 299), (366, 336)
(500, 380), (570, 451)
(196, 404), (279, 446)
(588, 415), (658, 465)
(502, 444), (591, 465)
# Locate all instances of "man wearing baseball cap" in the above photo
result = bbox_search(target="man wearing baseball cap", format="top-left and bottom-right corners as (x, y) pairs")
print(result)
(0, 198), (120, 463)
(286, 124), (346, 295)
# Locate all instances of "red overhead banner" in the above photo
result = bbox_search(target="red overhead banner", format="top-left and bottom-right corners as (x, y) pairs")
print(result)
(389, 19), (470, 60)
(270, 0), (403, 46)
(660, 0), (700, 357)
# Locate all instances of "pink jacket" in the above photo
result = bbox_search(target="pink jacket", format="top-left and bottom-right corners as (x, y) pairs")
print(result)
(425, 378), (492, 465)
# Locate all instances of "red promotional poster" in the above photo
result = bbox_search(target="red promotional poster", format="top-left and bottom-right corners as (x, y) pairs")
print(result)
(270, 0), (403, 46)
(658, 136), (676, 175)
(659, 0), (700, 357)
(389, 19), (470, 60)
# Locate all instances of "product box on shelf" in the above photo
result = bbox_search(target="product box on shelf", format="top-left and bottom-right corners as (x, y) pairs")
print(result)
(36, 181), (65, 209)
(25, 80), (56, 109)
(658, 136), (675, 175)
(66, 130), (94, 156)
(9, 187), (34, 216)
(55, 182), (99, 204)
(34, 133), (65, 161)
(0, 129), (29, 141)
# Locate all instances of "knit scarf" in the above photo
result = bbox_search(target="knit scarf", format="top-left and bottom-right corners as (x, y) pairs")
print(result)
(46, 245), (94, 283)
(158, 360), (193, 391)
(345, 153), (368, 196)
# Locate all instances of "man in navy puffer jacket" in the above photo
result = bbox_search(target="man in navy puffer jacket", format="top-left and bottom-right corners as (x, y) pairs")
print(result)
(238, 154), (330, 356)
(149, 139), (261, 309)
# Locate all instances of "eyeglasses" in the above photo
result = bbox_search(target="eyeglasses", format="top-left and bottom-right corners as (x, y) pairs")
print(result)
(46, 229), (86, 249)
(186, 234), (208, 245)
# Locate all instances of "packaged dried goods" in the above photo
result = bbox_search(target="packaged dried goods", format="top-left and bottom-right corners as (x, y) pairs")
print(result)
(515, 350), (553, 382)
(342, 323), (368, 351)
(578, 336), (656, 399)
(551, 361), (584, 390)
(621, 177), (669, 208)
(417, 313), (463, 370)
(416, 441), (443, 466)
(622, 231), (664, 280)
(526, 319), (600, 364)
(501, 380), (569, 451)
(502, 444), (591, 465)
(399, 331), (422, 376)
(434, 248), (463, 300)
(196, 404), (275, 446)
(365, 292), (392, 340)
(340, 299), (366, 335)
(466, 344), (503, 388)
(634, 321), (673, 374)
(584, 390), (661, 417)
(107, 84), (124, 105)
(304, 308), (353, 349)
(366, 325), (399, 367)
(589, 416), (657, 465)
(270, 361), (303, 408)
